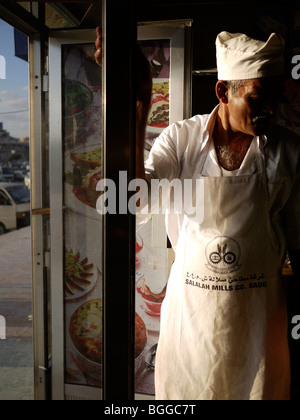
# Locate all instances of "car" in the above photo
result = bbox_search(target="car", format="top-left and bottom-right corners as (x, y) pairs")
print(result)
(24, 172), (30, 190)
(0, 167), (14, 182)
(13, 171), (25, 182)
(0, 183), (30, 235)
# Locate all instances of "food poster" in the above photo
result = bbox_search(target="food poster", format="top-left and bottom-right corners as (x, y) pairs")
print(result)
(135, 40), (171, 395)
(135, 220), (169, 395)
(62, 43), (103, 388)
(61, 40), (171, 394)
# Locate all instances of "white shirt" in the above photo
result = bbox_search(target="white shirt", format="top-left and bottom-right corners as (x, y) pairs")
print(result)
(145, 105), (300, 251)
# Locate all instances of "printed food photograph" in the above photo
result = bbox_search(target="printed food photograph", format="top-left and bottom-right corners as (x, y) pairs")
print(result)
(65, 147), (102, 209)
(135, 220), (169, 395)
(63, 79), (93, 147)
(65, 146), (103, 219)
(64, 249), (98, 300)
(67, 296), (148, 388)
(147, 79), (170, 130)
(63, 209), (103, 387)
(63, 43), (103, 222)
(62, 44), (102, 150)
(139, 39), (171, 150)
(69, 299), (103, 365)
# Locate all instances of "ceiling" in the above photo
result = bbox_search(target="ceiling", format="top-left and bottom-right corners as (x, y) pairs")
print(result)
(6, 0), (297, 31)
(55, 1), (102, 27)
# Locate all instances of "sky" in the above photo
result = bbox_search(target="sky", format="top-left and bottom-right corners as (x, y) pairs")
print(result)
(0, 19), (29, 139)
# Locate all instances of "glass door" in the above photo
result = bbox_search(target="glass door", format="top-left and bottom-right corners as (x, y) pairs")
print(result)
(48, 2), (192, 400)
(135, 21), (192, 398)
(48, 0), (138, 400)
(49, 29), (103, 400)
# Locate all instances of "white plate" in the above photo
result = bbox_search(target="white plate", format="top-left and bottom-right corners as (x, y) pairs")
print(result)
(65, 255), (101, 301)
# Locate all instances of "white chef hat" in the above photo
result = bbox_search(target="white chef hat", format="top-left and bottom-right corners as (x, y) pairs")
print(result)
(216, 31), (285, 80)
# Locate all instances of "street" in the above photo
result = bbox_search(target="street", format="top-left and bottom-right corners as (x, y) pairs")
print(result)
(0, 227), (34, 400)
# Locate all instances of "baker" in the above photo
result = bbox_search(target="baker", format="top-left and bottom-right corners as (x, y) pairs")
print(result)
(147, 32), (300, 400)
(95, 29), (300, 400)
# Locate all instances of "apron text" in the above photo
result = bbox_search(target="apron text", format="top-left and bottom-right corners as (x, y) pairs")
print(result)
(185, 271), (267, 292)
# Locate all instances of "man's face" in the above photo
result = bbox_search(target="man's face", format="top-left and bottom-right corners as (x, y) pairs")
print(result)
(227, 78), (284, 136)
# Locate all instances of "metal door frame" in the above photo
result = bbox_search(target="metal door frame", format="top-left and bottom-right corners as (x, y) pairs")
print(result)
(102, 0), (137, 400)
(29, 30), (50, 401)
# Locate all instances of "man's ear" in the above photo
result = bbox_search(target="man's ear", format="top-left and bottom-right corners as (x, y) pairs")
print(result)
(216, 80), (229, 104)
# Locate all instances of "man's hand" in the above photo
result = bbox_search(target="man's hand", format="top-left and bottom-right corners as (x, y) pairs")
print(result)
(95, 26), (102, 67)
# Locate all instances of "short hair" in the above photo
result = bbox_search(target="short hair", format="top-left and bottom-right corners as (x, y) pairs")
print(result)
(226, 80), (247, 96)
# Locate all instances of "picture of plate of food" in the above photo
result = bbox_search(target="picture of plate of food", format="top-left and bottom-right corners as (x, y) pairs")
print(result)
(69, 299), (103, 385)
(147, 79), (170, 134)
(65, 145), (103, 220)
(64, 249), (99, 300)
(63, 79), (94, 149)
(68, 299), (147, 385)
(136, 272), (167, 318)
(69, 299), (103, 364)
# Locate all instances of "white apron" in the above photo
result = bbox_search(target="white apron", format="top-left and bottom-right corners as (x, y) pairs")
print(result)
(155, 140), (290, 400)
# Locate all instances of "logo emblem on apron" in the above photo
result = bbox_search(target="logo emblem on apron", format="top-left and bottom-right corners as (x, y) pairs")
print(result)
(206, 236), (241, 274)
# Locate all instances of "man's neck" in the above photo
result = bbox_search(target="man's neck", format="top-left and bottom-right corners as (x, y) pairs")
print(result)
(213, 112), (253, 171)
